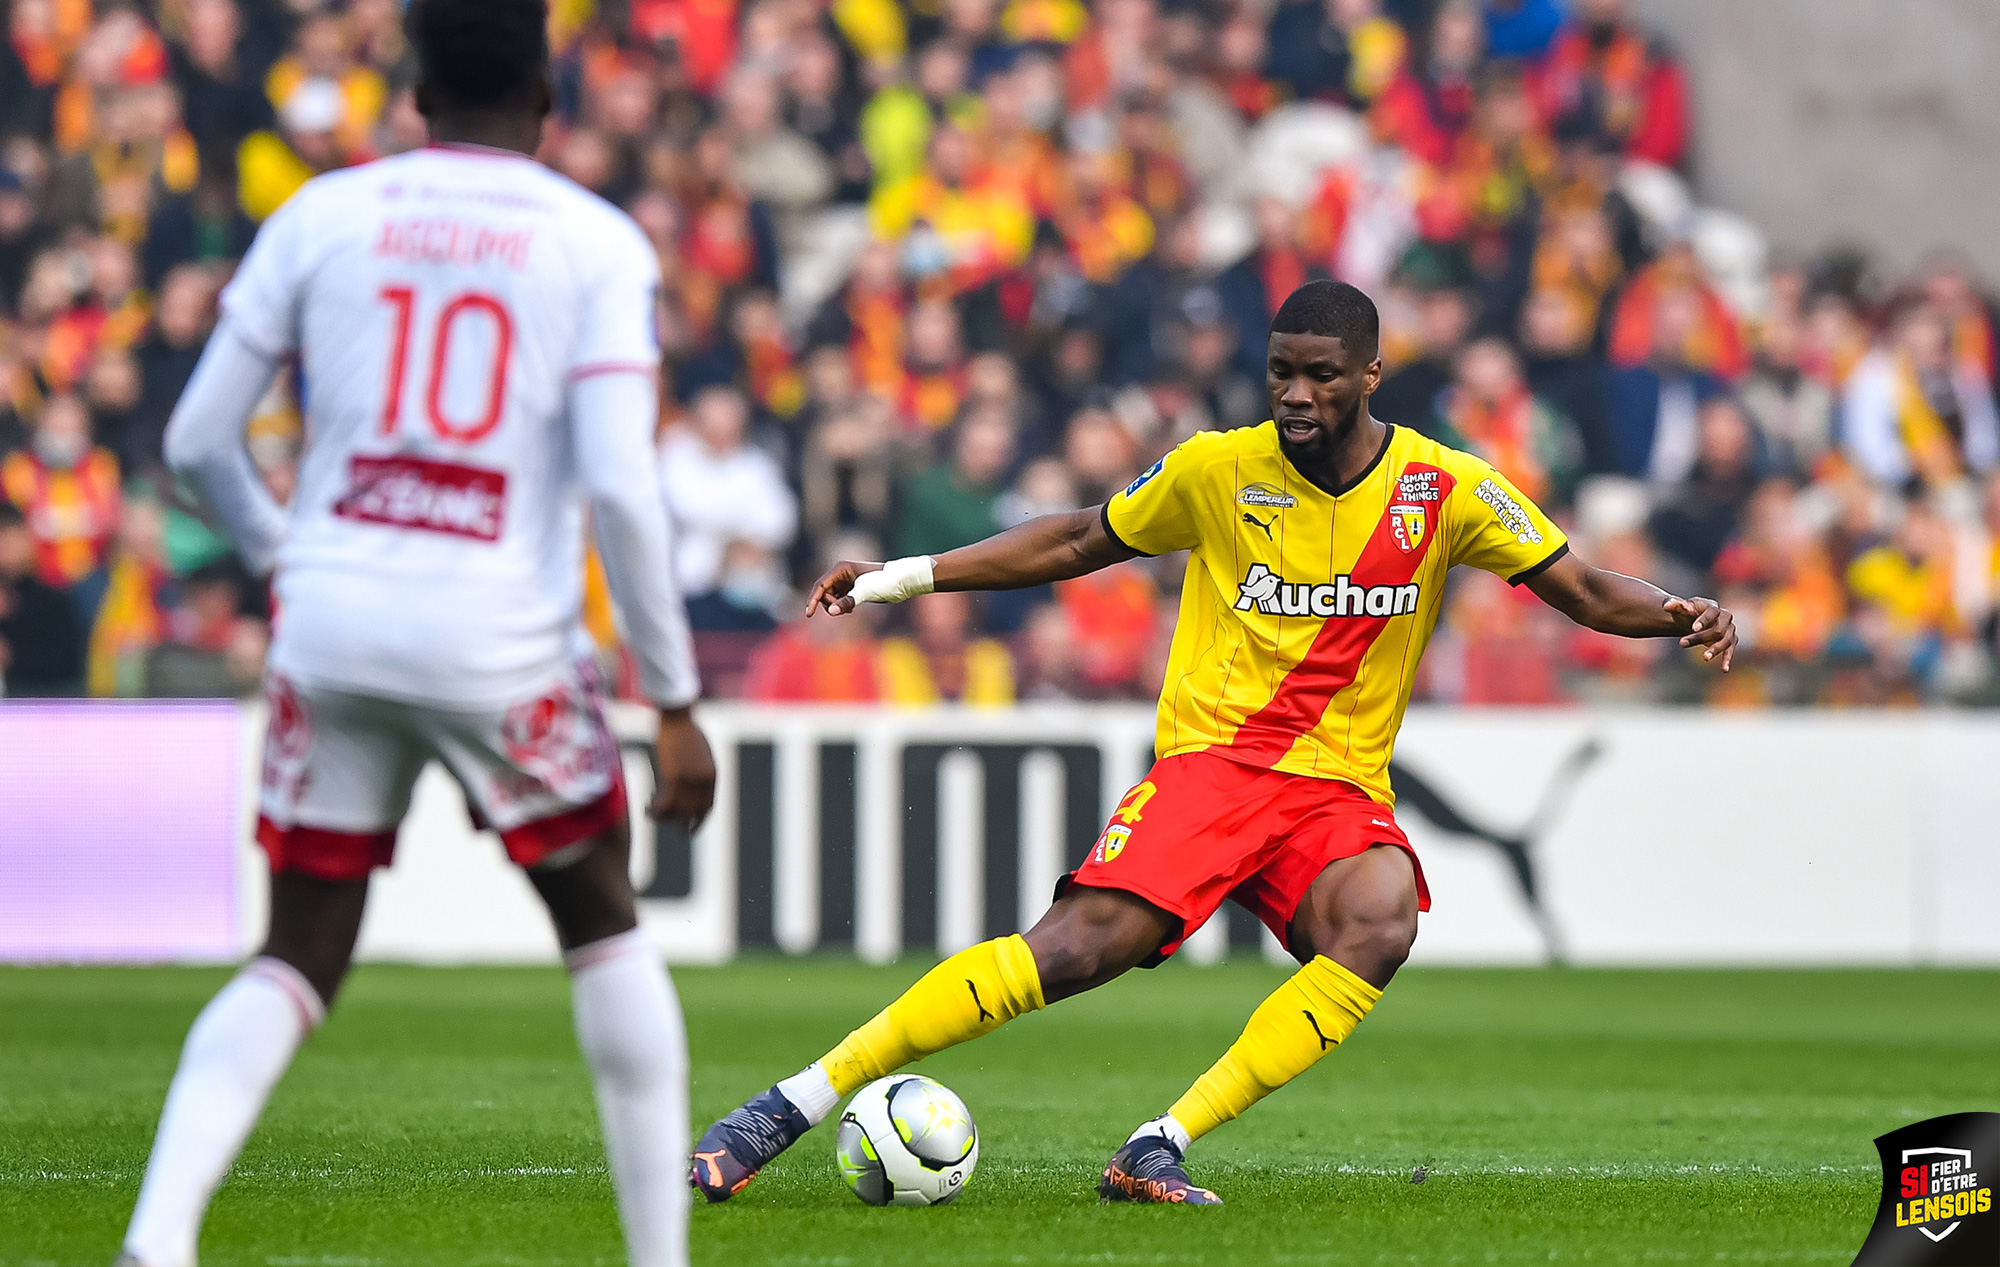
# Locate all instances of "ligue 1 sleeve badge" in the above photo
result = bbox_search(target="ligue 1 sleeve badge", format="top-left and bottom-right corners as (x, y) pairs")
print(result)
(1852, 1113), (1998, 1266)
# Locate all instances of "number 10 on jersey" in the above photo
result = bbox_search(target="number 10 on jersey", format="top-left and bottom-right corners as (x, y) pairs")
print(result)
(378, 285), (515, 443)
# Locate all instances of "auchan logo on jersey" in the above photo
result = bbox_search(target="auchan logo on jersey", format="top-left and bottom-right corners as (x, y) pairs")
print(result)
(1234, 563), (1419, 618)
(333, 454), (507, 542)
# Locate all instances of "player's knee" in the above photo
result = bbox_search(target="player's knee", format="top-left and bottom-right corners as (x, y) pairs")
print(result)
(1024, 930), (1108, 995)
(1025, 888), (1171, 998)
(1023, 921), (1133, 997)
(1315, 911), (1416, 984)
(1360, 915), (1417, 972)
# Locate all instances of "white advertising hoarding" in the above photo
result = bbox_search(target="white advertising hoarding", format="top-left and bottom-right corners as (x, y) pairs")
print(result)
(2, 702), (1993, 967)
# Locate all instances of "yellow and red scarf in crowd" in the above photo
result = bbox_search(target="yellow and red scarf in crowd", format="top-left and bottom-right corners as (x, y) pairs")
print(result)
(1441, 386), (1551, 507)
(2, 447), (121, 588)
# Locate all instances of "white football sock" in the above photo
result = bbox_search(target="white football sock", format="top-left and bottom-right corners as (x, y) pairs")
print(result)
(567, 929), (689, 1267)
(1126, 1112), (1194, 1154)
(123, 958), (324, 1267)
(775, 1062), (840, 1126)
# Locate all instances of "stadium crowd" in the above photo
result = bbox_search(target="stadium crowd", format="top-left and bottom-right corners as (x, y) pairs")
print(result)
(2, 0), (1999, 708)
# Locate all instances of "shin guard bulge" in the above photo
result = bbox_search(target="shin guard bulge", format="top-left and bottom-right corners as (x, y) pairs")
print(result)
(821, 935), (1044, 1096)
(1168, 955), (1381, 1142)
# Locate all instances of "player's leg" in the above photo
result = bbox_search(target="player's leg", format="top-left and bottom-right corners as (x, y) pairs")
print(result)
(120, 681), (407, 1267)
(524, 822), (689, 1267)
(435, 664), (688, 1267)
(815, 883), (1177, 1092)
(1104, 843), (1419, 1205)
(694, 752), (1267, 1202)
(691, 885), (1176, 1201)
(1165, 844), (1416, 1139)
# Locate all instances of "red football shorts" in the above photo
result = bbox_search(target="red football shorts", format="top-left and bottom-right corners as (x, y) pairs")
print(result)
(1063, 749), (1429, 961)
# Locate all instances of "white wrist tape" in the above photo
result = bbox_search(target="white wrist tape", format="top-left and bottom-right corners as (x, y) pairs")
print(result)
(849, 555), (936, 605)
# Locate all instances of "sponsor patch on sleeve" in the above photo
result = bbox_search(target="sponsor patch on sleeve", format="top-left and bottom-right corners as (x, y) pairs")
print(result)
(1474, 477), (1543, 545)
(1123, 456), (1166, 498)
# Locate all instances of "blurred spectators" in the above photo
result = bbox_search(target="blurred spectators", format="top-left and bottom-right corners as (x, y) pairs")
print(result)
(144, 556), (264, 697)
(2, 392), (119, 627)
(743, 605), (884, 703)
(1373, 283), (1471, 426)
(879, 589), (1014, 706)
(1605, 288), (1725, 485)
(1738, 301), (1833, 481)
(238, 75), (349, 221)
(1431, 335), (1582, 510)
(898, 407), (1014, 556)
(1843, 298), (2000, 492)
(124, 264), (217, 474)
(685, 539), (789, 633)
(0, 500), (84, 695)
(1525, 0), (1687, 169)
(659, 385), (798, 595)
(0, 0), (1995, 707)
(1647, 395), (1760, 575)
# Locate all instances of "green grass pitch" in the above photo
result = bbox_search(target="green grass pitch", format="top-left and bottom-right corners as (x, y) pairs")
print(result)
(5, 960), (1997, 1265)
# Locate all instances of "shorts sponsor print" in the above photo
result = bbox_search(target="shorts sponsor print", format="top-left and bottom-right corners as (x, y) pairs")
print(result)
(256, 659), (625, 881)
(1065, 749), (1429, 961)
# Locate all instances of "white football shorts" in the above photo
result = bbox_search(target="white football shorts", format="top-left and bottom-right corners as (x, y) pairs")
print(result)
(255, 658), (627, 879)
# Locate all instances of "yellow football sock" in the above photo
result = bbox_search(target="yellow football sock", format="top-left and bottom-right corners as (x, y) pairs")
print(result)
(821, 935), (1045, 1097)
(1168, 955), (1382, 1142)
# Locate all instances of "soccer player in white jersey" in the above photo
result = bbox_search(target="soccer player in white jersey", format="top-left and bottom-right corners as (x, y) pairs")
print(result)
(114, 3), (712, 1265)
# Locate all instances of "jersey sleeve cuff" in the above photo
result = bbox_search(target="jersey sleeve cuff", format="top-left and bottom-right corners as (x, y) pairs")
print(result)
(1507, 541), (1570, 587)
(568, 360), (659, 382)
(1100, 502), (1152, 557)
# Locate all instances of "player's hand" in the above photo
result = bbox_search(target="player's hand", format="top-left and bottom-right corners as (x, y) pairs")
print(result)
(1665, 596), (1737, 672)
(805, 560), (882, 617)
(649, 706), (716, 832)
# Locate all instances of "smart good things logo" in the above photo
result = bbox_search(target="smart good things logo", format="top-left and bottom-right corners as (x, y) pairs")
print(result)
(1853, 1112), (1999, 1266)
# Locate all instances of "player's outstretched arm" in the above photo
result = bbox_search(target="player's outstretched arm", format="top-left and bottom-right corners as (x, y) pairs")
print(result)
(1523, 552), (1737, 671)
(807, 506), (1138, 616)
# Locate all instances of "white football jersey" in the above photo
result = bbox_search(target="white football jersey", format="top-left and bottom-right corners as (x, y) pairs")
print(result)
(222, 145), (666, 709)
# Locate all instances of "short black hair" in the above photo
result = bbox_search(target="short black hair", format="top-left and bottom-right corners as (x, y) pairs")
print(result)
(1269, 280), (1380, 356)
(407, 0), (549, 113)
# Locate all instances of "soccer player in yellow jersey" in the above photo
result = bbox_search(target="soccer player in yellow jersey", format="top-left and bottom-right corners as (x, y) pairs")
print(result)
(691, 281), (1738, 1205)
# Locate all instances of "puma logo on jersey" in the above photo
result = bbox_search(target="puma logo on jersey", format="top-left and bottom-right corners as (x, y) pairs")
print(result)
(1241, 511), (1275, 540)
(1234, 563), (1419, 618)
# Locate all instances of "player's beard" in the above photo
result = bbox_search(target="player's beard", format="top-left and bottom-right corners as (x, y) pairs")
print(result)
(1276, 395), (1365, 471)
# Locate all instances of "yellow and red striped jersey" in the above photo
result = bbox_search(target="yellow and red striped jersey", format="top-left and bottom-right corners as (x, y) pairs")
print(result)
(1104, 421), (1566, 805)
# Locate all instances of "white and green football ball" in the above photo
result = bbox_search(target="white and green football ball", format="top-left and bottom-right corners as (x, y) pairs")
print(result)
(834, 1075), (979, 1206)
